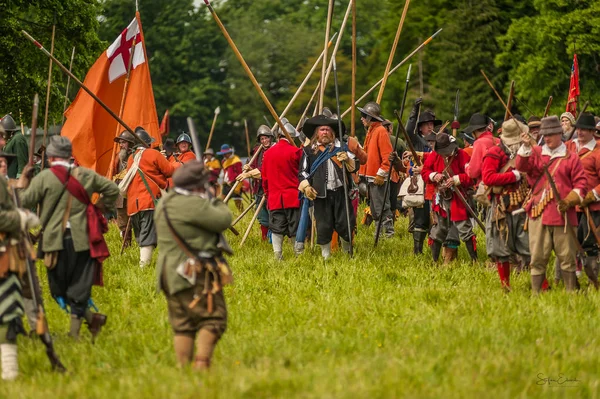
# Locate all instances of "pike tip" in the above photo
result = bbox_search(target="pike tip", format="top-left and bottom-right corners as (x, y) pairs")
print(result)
(432, 28), (443, 38)
(407, 64), (412, 80)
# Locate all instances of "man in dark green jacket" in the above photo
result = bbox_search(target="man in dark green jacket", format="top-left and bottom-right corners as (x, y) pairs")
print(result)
(1, 115), (28, 179)
(19, 136), (119, 341)
(155, 160), (233, 370)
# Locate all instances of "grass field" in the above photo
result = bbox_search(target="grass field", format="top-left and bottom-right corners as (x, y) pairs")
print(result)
(1, 204), (600, 398)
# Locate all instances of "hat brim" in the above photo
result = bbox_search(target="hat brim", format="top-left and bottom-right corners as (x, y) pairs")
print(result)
(217, 149), (233, 155)
(575, 123), (598, 130)
(436, 143), (458, 157)
(0, 151), (16, 159)
(303, 117), (345, 138)
(356, 107), (384, 122)
(528, 122), (542, 128)
(424, 133), (437, 141)
(463, 124), (488, 134)
(418, 118), (442, 126)
(501, 136), (522, 146)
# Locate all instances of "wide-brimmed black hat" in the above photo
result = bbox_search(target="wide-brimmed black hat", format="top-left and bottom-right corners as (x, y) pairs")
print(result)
(575, 112), (597, 130)
(417, 111), (442, 126)
(434, 133), (458, 156)
(463, 113), (489, 134)
(302, 114), (346, 137)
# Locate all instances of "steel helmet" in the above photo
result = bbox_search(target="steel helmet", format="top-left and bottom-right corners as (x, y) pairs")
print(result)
(134, 126), (154, 147)
(256, 125), (274, 138)
(176, 133), (192, 145)
(356, 101), (384, 122)
(1, 114), (19, 132)
(113, 130), (136, 145)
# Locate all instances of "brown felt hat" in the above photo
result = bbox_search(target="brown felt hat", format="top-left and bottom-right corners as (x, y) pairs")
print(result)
(539, 116), (563, 136)
(500, 119), (527, 146)
(172, 160), (210, 190)
(434, 133), (458, 156)
(527, 115), (542, 128)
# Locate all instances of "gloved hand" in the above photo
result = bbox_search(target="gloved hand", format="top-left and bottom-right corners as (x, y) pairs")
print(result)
(17, 209), (40, 232)
(388, 151), (398, 164)
(373, 175), (385, 186)
(581, 191), (597, 208)
(557, 190), (581, 213)
(336, 152), (349, 162)
(235, 172), (247, 182)
(298, 179), (318, 200)
(414, 97), (423, 106)
(412, 165), (422, 175)
(242, 164), (252, 172)
(451, 121), (460, 130)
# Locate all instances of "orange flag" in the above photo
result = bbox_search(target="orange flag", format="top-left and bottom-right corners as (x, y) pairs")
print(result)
(159, 109), (170, 138)
(62, 12), (160, 175)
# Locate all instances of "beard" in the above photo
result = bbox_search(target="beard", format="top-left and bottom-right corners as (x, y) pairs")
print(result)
(119, 148), (129, 162)
(318, 134), (334, 146)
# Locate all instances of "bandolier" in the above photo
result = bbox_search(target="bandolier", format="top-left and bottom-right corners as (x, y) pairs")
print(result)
(111, 131), (135, 248)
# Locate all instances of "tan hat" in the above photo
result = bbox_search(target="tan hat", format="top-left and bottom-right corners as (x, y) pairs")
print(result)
(500, 119), (528, 146)
(539, 116), (563, 136)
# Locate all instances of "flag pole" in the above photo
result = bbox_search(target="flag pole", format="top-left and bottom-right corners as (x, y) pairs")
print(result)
(41, 19), (56, 170)
(61, 46), (76, 126)
(21, 30), (147, 148)
(107, 38), (137, 180)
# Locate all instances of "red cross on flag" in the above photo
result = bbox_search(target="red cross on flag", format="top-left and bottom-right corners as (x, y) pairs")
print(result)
(62, 12), (160, 176)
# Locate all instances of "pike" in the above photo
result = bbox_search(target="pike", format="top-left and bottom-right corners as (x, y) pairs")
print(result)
(244, 119), (251, 158)
(452, 89), (460, 137)
(15, 94), (67, 372)
(223, 145), (264, 204)
(205, 106), (220, 149)
(41, 16), (57, 170)
(396, 110), (421, 167)
(341, 29), (442, 118)
(239, 196), (267, 247)
(61, 46), (76, 126)
(332, 56), (354, 257)
(231, 198), (257, 227)
(203, 0), (297, 146)
(319, 0), (335, 112)
(504, 80), (515, 121)
(543, 95), (553, 117)
(377, 0), (411, 104)
(22, 30), (149, 149)
(351, 0), (357, 137)
(375, 64), (412, 247)
(187, 117), (237, 249)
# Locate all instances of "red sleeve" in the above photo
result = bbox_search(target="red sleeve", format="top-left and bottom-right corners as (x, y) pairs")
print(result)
(594, 154), (600, 194)
(482, 150), (517, 186)
(262, 153), (269, 198)
(456, 150), (474, 187)
(465, 141), (484, 180)
(516, 146), (542, 180)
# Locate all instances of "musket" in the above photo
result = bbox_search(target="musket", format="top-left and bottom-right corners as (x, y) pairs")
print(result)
(203, 1), (296, 146)
(61, 46), (76, 126)
(223, 145), (263, 204)
(566, 101), (589, 141)
(504, 80), (515, 121)
(14, 94), (66, 372)
(341, 28), (442, 118)
(374, 64), (412, 248)
(22, 30), (149, 149)
(543, 96), (553, 117)
(187, 117), (236, 252)
(396, 111), (421, 167)
(452, 89), (460, 137)
(332, 57), (354, 257)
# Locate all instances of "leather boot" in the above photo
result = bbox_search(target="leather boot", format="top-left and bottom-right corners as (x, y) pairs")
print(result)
(562, 270), (578, 292)
(84, 309), (107, 343)
(69, 315), (83, 340)
(413, 231), (425, 255)
(583, 256), (600, 290)
(431, 240), (443, 262)
(443, 247), (458, 264)
(465, 238), (478, 263)
(531, 274), (545, 294)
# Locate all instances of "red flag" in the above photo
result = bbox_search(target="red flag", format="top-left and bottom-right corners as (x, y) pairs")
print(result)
(62, 12), (160, 175)
(566, 53), (579, 116)
(159, 109), (170, 138)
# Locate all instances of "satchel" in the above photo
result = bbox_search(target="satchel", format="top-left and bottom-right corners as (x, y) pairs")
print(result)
(398, 174), (425, 208)
(473, 181), (491, 207)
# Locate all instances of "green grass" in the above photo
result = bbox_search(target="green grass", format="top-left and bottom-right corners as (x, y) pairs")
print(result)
(2, 203), (600, 398)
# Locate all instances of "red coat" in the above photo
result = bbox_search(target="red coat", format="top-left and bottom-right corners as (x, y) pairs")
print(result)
(516, 145), (587, 226)
(358, 122), (392, 178)
(566, 140), (600, 212)
(126, 148), (176, 215)
(262, 139), (302, 210)
(423, 149), (473, 221)
(465, 131), (499, 183)
(222, 155), (242, 185)
(482, 145), (519, 188)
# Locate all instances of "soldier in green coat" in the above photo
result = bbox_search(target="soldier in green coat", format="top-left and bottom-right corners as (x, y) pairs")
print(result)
(1, 115), (28, 179)
(19, 136), (119, 341)
(0, 170), (39, 380)
(155, 160), (233, 370)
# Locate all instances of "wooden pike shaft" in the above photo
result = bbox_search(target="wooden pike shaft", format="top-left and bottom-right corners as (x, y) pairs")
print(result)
(231, 199), (257, 227)
(322, 1), (352, 93)
(319, 0), (335, 112)
(296, 82), (320, 131)
(108, 38), (137, 180)
(42, 23), (56, 149)
(206, 109), (219, 149)
(341, 29), (442, 118)
(351, 0), (357, 137)
(223, 145), (263, 203)
(504, 80), (515, 121)
(28, 95), (39, 166)
(244, 119), (251, 158)
(21, 30), (146, 147)
(61, 46), (76, 126)
(280, 32), (337, 119)
(239, 196), (266, 247)
(376, 0), (411, 104)
(203, 1), (296, 146)
(543, 96), (553, 117)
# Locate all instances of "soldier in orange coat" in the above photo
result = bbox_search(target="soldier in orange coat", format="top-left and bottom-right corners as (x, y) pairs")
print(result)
(118, 128), (177, 268)
(172, 133), (196, 164)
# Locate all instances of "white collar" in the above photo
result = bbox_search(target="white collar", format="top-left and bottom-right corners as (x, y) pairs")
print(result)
(50, 160), (74, 169)
(541, 143), (566, 159)
(174, 187), (208, 198)
(576, 139), (596, 152)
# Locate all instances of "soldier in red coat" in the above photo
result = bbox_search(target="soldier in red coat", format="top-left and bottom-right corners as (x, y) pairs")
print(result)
(423, 133), (477, 262)
(516, 116), (587, 292)
(567, 113), (600, 289)
(482, 119), (531, 291)
(261, 126), (302, 260)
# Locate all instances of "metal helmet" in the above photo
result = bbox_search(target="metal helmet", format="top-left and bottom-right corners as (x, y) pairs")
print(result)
(275, 117), (300, 138)
(134, 126), (155, 147)
(176, 133), (192, 145)
(256, 125), (274, 138)
(1, 114), (19, 132)
(322, 107), (334, 118)
(114, 130), (136, 145)
(357, 101), (384, 122)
